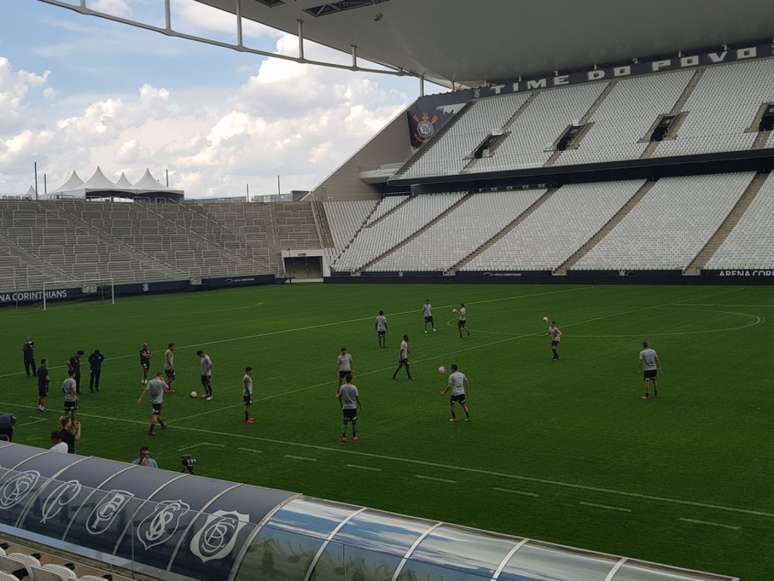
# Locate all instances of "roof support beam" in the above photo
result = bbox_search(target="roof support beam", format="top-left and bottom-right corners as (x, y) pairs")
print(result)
(298, 18), (305, 61)
(236, 0), (243, 47)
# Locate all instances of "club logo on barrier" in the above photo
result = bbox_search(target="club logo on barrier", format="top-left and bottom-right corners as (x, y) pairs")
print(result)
(86, 490), (134, 535)
(0, 471), (40, 510)
(137, 500), (190, 550)
(190, 510), (249, 563)
(41, 480), (82, 523)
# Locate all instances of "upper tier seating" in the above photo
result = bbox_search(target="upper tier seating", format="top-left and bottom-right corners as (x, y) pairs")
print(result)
(399, 93), (532, 179)
(463, 180), (647, 271)
(653, 58), (774, 158)
(367, 189), (545, 272)
(333, 193), (466, 272)
(556, 70), (693, 165)
(706, 172), (774, 269)
(573, 172), (755, 270)
(469, 82), (608, 173)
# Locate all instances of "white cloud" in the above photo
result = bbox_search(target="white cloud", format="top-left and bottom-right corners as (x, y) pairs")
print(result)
(90, 0), (132, 18)
(173, 0), (282, 41)
(0, 57), (51, 131)
(0, 45), (415, 196)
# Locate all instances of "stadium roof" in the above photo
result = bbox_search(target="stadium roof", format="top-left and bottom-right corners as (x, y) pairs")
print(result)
(0, 442), (739, 581)
(197, 0), (774, 86)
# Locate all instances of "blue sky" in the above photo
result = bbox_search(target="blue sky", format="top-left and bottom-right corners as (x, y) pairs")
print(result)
(0, 0), (424, 196)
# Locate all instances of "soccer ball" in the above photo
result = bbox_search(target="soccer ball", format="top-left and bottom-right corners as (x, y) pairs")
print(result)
(452, 308), (457, 313)
(438, 366), (447, 374)
(190, 391), (198, 399)
(542, 316), (549, 322)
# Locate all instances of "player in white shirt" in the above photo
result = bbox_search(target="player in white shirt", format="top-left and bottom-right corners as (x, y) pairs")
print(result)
(547, 321), (562, 361)
(422, 300), (436, 333)
(336, 373), (361, 443)
(337, 348), (353, 387)
(197, 350), (214, 400)
(456, 304), (470, 338)
(243, 367), (254, 424)
(375, 311), (388, 348)
(440, 364), (470, 422)
(392, 335), (412, 381)
(639, 341), (660, 400)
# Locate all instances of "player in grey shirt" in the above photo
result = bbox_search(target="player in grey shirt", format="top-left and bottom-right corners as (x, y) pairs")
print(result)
(138, 371), (168, 436)
(422, 300), (436, 333)
(639, 341), (660, 400)
(336, 348), (353, 386)
(197, 350), (214, 400)
(336, 373), (361, 443)
(375, 311), (388, 348)
(62, 370), (78, 417)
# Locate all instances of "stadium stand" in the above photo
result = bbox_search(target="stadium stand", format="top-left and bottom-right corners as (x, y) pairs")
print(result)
(706, 172), (774, 269)
(555, 70), (693, 165)
(367, 189), (545, 273)
(463, 180), (648, 272)
(573, 172), (756, 271)
(365, 194), (409, 225)
(324, 199), (378, 256)
(333, 193), (466, 272)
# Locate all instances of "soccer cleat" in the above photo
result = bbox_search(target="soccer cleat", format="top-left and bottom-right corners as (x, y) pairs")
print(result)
(424, 330), (428, 334)
(353, 435), (359, 442)
(449, 417), (457, 422)
(205, 395), (213, 401)
(246, 418), (255, 424)
(340, 436), (348, 443)
(465, 418), (471, 422)
(641, 395), (649, 400)
(433, 328), (437, 333)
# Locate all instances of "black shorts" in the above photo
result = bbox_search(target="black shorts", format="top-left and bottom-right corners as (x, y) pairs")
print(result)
(244, 394), (253, 405)
(458, 320), (466, 328)
(398, 358), (409, 366)
(551, 340), (559, 348)
(152, 403), (163, 416)
(343, 409), (357, 421)
(141, 362), (150, 370)
(38, 385), (48, 398)
(424, 316), (434, 323)
(64, 401), (78, 413)
(165, 369), (175, 381)
(201, 375), (212, 387)
(450, 394), (467, 405)
(377, 331), (386, 337)
(643, 369), (658, 381)
(339, 370), (351, 379)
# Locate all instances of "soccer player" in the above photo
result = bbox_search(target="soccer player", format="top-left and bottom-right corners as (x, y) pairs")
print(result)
(336, 372), (361, 443)
(164, 343), (176, 393)
(197, 350), (214, 400)
(138, 371), (168, 436)
(243, 367), (254, 424)
(67, 350), (84, 394)
(639, 341), (660, 400)
(36, 358), (49, 413)
(50, 432), (68, 454)
(139, 343), (151, 384)
(336, 347), (353, 387)
(392, 335), (412, 380)
(422, 300), (436, 333)
(88, 349), (104, 392)
(62, 370), (78, 418)
(375, 311), (388, 348)
(23, 338), (36, 377)
(457, 304), (471, 337)
(547, 320), (562, 361)
(440, 363), (471, 422)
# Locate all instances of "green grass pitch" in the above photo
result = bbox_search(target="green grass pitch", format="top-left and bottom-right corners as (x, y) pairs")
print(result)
(1, 283), (773, 579)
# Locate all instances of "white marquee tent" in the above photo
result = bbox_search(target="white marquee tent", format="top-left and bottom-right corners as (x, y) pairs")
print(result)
(46, 167), (184, 200)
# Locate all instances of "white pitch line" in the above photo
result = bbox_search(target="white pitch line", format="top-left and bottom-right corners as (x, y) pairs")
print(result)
(176, 442), (225, 452)
(2, 399), (774, 520)
(238, 448), (264, 454)
(285, 454), (317, 462)
(580, 501), (632, 513)
(16, 417), (48, 427)
(493, 487), (539, 498)
(346, 464), (382, 472)
(679, 518), (741, 531)
(416, 475), (456, 484)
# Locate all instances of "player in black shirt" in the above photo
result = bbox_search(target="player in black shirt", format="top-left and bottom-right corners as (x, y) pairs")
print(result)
(36, 358), (49, 413)
(139, 343), (151, 384)
(23, 338), (36, 377)
(88, 349), (105, 392)
(67, 350), (84, 395)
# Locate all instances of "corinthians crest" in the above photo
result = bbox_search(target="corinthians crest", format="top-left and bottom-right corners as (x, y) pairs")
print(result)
(41, 480), (82, 523)
(190, 510), (249, 563)
(137, 500), (190, 550)
(86, 490), (134, 535)
(412, 112), (439, 145)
